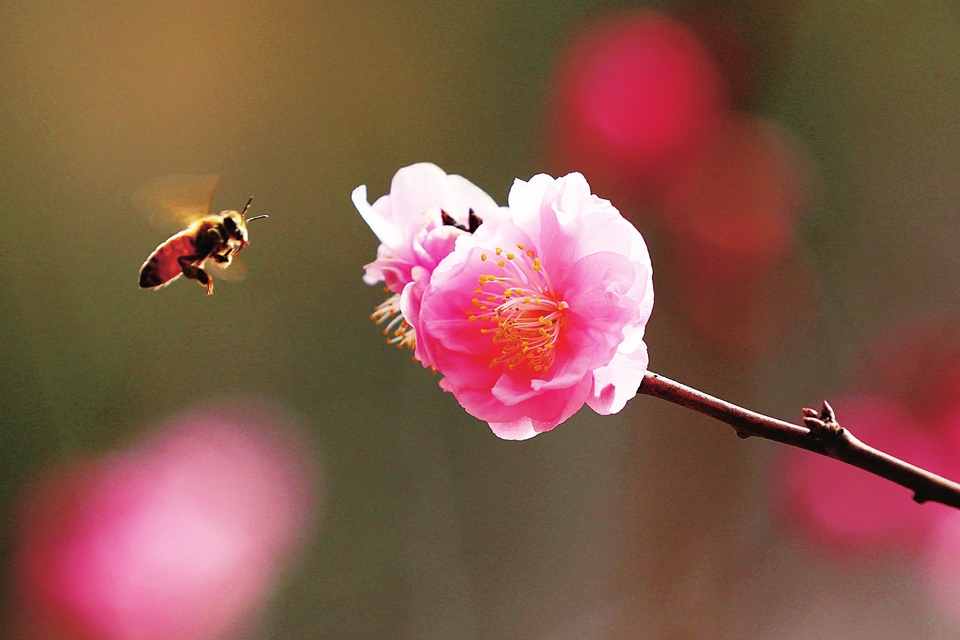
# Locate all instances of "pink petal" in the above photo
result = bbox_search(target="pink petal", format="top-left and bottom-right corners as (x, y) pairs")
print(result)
(586, 343), (649, 414)
(450, 376), (594, 435)
(386, 163), (459, 227)
(488, 418), (540, 441)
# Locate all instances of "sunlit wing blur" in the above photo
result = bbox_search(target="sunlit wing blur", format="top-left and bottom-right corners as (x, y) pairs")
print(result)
(132, 174), (220, 229)
(204, 254), (248, 282)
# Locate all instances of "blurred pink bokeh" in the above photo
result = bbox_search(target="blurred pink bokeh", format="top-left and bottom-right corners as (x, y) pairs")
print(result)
(546, 9), (816, 351)
(660, 116), (815, 348)
(547, 10), (729, 200)
(658, 116), (807, 260)
(12, 400), (320, 640)
(777, 395), (952, 555)
(852, 315), (960, 428)
(923, 489), (960, 631)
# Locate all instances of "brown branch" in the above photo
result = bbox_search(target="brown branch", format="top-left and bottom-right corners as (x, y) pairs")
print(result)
(638, 371), (960, 510)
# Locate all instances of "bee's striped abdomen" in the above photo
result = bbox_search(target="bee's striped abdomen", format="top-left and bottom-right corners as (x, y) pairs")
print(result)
(138, 232), (197, 289)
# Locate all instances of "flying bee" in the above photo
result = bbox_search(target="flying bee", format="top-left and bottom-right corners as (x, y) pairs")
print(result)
(135, 174), (268, 296)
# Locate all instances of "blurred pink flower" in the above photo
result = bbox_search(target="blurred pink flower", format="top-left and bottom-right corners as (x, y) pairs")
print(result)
(777, 395), (950, 554)
(13, 400), (319, 640)
(921, 511), (960, 631)
(547, 10), (728, 200)
(412, 172), (654, 439)
(920, 409), (960, 631)
(649, 116), (815, 351)
(353, 162), (502, 349)
(852, 313), (960, 428)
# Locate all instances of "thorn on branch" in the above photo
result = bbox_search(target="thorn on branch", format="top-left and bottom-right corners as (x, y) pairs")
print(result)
(802, 400), (843, 439)
(913, 492), (928, 504)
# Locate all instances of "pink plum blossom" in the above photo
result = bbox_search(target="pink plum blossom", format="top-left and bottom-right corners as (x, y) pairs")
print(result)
(353, 162), (502, 349)
(411, 172), (654, 439)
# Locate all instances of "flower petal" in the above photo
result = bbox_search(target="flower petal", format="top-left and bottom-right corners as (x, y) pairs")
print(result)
(488, 418), (539, 441)
(352, 184), (403, 249)
(586, 343), (649, 414)
(386, 163), (459, 228)
(390, 170), (654, 437)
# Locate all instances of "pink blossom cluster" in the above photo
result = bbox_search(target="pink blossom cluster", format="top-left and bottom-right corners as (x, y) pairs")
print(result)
(354, 163), (654, 439)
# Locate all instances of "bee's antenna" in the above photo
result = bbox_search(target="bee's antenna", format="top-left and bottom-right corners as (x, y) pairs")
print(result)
(241, 196), (255, 218)
(245, 214), (269, 223)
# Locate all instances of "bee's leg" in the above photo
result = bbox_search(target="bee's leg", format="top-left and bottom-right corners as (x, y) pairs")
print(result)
(178, 255), (212, 291)
(189, 265), (214, 295)
(194, 267), (214, 296)
(178, 255), (199, 279)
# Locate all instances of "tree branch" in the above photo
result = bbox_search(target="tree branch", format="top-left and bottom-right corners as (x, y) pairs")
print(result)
(638, 371), (960, 510)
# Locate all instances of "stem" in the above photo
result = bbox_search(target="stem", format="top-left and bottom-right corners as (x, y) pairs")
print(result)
(638, 371), (960, 510)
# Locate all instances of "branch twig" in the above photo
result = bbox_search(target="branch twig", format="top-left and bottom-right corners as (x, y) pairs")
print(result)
(638, 371), (960, 510)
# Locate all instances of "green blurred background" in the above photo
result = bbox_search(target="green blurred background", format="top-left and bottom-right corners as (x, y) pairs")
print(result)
(3, 0), (960, 637)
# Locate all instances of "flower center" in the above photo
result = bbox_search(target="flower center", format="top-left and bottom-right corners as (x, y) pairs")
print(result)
(467, 244), (568, 372)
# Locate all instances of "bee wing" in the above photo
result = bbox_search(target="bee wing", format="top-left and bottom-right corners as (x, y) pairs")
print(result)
(132, 174), (220, 229)
(204, 255), (248, 283)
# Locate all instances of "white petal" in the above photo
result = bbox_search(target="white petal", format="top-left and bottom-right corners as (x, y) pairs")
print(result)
(586, 343), (649, 415)
(352, 185), (403, 248)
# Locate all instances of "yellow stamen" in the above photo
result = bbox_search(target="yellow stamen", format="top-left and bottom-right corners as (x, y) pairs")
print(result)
(371, 293), (415, 351)
(467, 245), (567, 374)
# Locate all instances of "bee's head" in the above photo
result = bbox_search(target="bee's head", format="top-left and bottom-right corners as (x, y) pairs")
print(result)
(222, 197), (267, 249)
(222, 211), (248, 243)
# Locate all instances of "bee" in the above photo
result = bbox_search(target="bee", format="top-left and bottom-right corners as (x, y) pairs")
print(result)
(135, 175), (268, 296)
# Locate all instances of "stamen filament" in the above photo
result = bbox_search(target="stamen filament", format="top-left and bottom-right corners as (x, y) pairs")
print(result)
(469, 244), (567, 372)
(371, 293), (416, 350)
